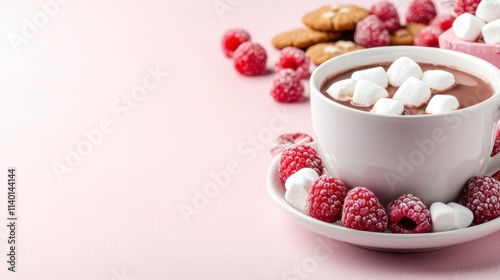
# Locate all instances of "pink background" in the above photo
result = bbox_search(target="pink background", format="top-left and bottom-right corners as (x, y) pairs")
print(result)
(2, 0), (500, 279)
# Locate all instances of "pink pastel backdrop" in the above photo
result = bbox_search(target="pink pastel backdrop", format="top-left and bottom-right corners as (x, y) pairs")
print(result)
(3, 0), (500, 279)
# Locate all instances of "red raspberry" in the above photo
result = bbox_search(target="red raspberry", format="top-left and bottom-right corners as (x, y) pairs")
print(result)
(354, 15), (390, 48)
(341, 187), (388, 232)
(413, 26), (443, 47)
(461, 176), (500, 224)
(221, 28), (251, 58)
(233, 42), (267, 76)
(308, 176), (349, 223)
(492, 170), (500, 181)
(270, 133), (314, 156)
(387, 194), (431, 234)
(454, 0), (482, 16)
(369, 1), (401, 33)
(405, 0), (437, 25)
(429, 14), (456, 31)
(275, 47), (310, 79)
(270, 69), (304, 103)
(278, 144), (323, 182)
(491, 134), (500, 156)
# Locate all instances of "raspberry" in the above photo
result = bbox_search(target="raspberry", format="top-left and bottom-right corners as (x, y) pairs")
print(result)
(413, 26), (443, 47)
(369, 1), (401, 33)
(461, 176), (500, 224)
(270, 133), (314, 156)
(405, 0), (437, 25)
(221, 28), (251, 58)
(387, 194), (431, 234)
(233, 42), (267, 76)
(308, 176), (349, 223)
(491, 134), (500, 156)
(492, 170), (500, 181)
(341, 187), (388, 232)
(354, 15), (390, 48)
(270, 69), (304, 103)
(429, 14), (456, 31)
(278, 144), (323, 182)
(275, 47), (310, 79)
(454, 0), (482, 16)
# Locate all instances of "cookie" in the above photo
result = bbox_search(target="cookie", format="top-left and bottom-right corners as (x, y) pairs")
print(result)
(306, 41), (364, 66)
(302, 5), (370, 32)
(390, 23), (427, 45)
(272, 27), (343, 50)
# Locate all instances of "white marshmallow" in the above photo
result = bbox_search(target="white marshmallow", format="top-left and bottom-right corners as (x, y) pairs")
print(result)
(351, 66), (388, 88)
(452, 13), (486, 42)
(482, 19), (500, 44)
(371, 98), (404, 115)
(425, 95), (460, 114)
(476, 0), (500, 23)
(447, 202), (474, 229)
(284, 168), (319, 214)
(351, 80), (389, 107)
(421, 70), (457, 93)
(392, 77), (431, 108)
(386, 57), (422, 87)
(430, 202), (456, 232)
(325, 78), (357, 101)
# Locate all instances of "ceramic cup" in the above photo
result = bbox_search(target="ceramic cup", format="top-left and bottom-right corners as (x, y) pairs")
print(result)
(310, 46), (500, 205)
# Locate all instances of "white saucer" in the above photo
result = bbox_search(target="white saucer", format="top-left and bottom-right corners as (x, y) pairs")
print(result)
(266, 143), (500, 252)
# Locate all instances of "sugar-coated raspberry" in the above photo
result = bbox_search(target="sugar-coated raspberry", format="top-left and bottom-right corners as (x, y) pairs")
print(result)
(354, 15), (390, 48)
(221, 28), (251, 58)
(413, 26), (443, 47)
(387, 194), (431, 234)
(279, 144), (323, 182)
(275, 47), (310, 79)
(461, 176), (500, 224)
(491, 134), (500, 156)
(405, 0), (437, 25)
(233, 42), (267, 76)
(309, 176), (349, 223)
(270, 133), (314, 156)
(270, 69), (304, 103)
(341, 187), (388, 232)
(369, 1), (401, 33)
(429, 14), (456, 31)
(454, 0), (482, 16)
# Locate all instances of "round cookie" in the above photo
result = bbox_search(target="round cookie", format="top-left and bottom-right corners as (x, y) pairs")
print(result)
(306, 41), (364, 66)
(272, 27), (343, 49)
(390, 23), (427, 45)
(302, 5), (370, 32)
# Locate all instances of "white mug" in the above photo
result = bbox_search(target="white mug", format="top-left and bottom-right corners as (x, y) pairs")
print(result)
(310, 46), (500, 205)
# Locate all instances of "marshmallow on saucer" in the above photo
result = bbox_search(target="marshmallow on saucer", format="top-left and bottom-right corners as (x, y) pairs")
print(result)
(425, 95), (460, 114)
(285, 168), (319, 214)
(371, 98), (404, 115)
(421, 70), (457, 93)
(386, 57), (422, 87)
(325, 78), (357, 101)
(447, 202), (474, 229)
(351, 66), (388, 88)
(475, 0), (500, 23)
(392, 77), (431, 108)
(482, 19), (500, 44)
(452, 13), (486, 42)
(352, 79), (389, 107)
(430, 202), (456, 232)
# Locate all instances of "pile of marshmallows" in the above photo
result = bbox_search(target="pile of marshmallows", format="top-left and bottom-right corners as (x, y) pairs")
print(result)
(285, 168), (474, 232)
(326, 57), (458, 115)
(453, 0), (500, 44)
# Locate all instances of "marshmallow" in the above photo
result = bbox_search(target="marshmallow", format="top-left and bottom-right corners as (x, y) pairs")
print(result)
(452, 13), (486, 42)
(425, 95), (460, 114)
(386, 57), (422, 87)
(284, 168), (319, 214)
(430, 202), (456, 232)
(447, 202), (474, 229)
(392, 77), (431, 108)
(482, 19), (500, 44)
(476, 0), (500, 23)
(351, 66), (388, 88)
(325, 78), (357, 101)
(371, 98), (404, 115)
(351, 79), (389, 107)
(421, 70), (457, 93)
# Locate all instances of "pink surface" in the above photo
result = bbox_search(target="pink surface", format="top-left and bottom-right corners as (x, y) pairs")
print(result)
(1, 0), (500, 279)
